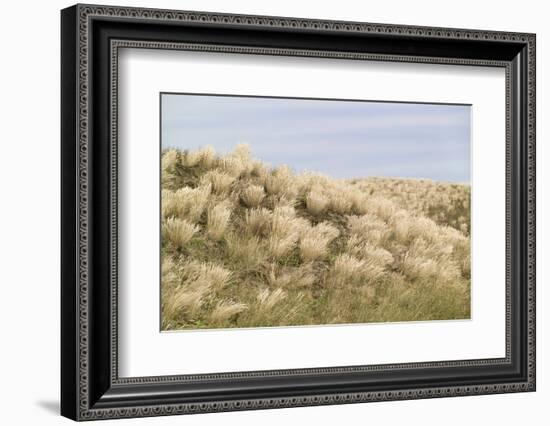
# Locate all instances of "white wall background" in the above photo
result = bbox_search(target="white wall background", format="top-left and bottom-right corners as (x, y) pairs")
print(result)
(0, 0), (546, 424)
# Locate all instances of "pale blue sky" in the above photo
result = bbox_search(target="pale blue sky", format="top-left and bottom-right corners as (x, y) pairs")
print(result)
(161, 93), (471, 182)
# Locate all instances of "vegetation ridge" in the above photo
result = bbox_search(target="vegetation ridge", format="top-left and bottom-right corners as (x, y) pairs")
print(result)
(161, 145), (471, 330)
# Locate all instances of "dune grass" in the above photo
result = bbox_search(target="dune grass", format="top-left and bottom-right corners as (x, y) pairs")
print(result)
(161, 144), (471, 331)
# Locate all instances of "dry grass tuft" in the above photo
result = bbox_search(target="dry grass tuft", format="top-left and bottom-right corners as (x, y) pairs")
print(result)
(305, 187), (329, 215)
(226, 233), (265, 268)
(162, 217), (199, 247)
(207, 202), (232, 240)
(244, 208), (272, 237)
(182, 145), (216, 168)
(327, 189), (353, 214)
(299, 222), (340, 262)
(241, 184), (265, 207)
(161, 149), (178, 173)
(162, 184), (211, 222)
(264, 165), (297, 202)
(173, 260), (232, 295)
(328, 253), (386, 287)
(257, 288), (287, 310)
(210, 300), (248, 322)
(268, 233), (299, 258)
(347, 214), (387, 245)
(201, 170), (236, 194)
(163, 289), (205, 320)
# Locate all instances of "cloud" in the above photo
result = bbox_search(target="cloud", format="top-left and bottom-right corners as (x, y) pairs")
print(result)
(162, 94), (471, 182)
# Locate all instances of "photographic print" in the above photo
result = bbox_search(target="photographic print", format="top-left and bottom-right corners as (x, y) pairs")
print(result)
(61, 7), (536, 418)
(160, 93), (471, 331)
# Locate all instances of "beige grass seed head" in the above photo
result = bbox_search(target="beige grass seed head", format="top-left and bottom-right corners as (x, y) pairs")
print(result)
(257, 288), (287, 310)
(161, 149), (178, 173)
(162, 217), (199, 247)
(207, 202), (232, 240)
(245, 207), (272, 237)
(209, 300), (248, 322)
(299, 222), (340, 262)
(201, 170), (236, 194)
(241, 184), (265, 207)
(305, 188), (329, 216)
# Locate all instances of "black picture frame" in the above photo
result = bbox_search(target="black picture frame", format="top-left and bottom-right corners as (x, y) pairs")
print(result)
(61, 4), (536, 421)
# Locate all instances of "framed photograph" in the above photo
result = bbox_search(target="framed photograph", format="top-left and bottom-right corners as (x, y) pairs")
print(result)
(61, 4), (536, 421)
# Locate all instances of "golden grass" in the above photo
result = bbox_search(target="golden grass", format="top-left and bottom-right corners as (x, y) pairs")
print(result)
(299, 222), (340, 262)
(161, 145), (471, 330)
(240, 184), (265, 207)
(162, 217), (199, 248)
(210, 300), (248, 323)
(206, 202), (232, 241)
(305, 187), (329, 215)
(200, 170), (236, 194)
